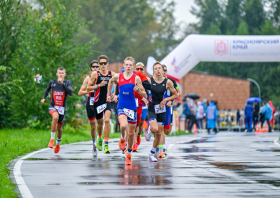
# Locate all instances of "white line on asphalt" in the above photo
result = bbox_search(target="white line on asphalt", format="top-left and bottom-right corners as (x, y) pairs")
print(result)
(273, 137), (280, 147)
(167, 137), (280, 191)
(13, 148), (50, 198)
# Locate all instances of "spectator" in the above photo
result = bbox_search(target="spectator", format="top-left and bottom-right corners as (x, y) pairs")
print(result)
(253, 102), (260, 130)
(268, 101), (276, 130)
(183, 100), (190, 131)
(187, 97), (197, 132)
(206, 101), (218, 134)
(236, 109), (241, 126)
(261, 101), (272, 132)
(244, 102), (253, 132)
(201, 98), (207, 112)
(196, 101), (204, 131)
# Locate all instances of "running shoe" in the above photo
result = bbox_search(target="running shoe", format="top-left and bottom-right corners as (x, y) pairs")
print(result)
(119, 138), (126, 150)
(132, 143), (138, 152)
(125, 154), (132, 165)
(137, 135), (141, 145)
(104, 144), (111, 154)
(48, 139), (54, 148)
(92, 147), (98, 157)
(158, 151), (165, 158)
(163, 148), (168, 156)
(96, 138), (103, 151)
(149, 153), (158, 162)
(54, 145), (60, 153)
(145, 126), (152, 141)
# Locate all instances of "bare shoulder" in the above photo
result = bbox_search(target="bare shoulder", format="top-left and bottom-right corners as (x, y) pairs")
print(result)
(112, 73), (120, 81)
(135, 76), (142, 83)
(111, 71), (116, 76)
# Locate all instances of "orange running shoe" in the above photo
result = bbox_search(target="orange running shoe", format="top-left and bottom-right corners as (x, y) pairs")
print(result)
(48, 139), (54, 148)
(119, 138), (126, 150)
(137, 135), (141, 145)
(54, 145), (60, 153)
(132, 143), (138, 152)
(158, 150), (165, 158)
(125, 154), (132, 165)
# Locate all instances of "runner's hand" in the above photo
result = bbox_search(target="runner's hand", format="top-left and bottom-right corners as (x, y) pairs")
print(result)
(99, 80), (106, 87)
(167, 101), (172, 107)
(159, 99), (166, 109)
(106, 95), (111, 102)
(40, 99), (45, 104)
(133, 84), (140, 92)
(58, 78), (63, 84)
(113, 95), (118, 103)
(142, 97), (148, 105)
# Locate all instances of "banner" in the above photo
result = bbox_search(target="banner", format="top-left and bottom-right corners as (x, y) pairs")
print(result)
(147, 34), (280, 79)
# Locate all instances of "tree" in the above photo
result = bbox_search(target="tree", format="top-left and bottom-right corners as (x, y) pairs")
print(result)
(225, 0), (242, 34)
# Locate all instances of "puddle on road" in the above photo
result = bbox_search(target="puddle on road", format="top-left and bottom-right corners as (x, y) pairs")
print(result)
(256, 148), (280, 152)
(258, 180), (280, 187)
(253, 141), (274, 144)
(183, 155), (211, 161)
(180, 138), (218, 144)
(181, 146), (223, 153)
(210, 162), (249, 170)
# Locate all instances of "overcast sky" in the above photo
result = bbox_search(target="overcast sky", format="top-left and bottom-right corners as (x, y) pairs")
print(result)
(173, 0), (199, 25)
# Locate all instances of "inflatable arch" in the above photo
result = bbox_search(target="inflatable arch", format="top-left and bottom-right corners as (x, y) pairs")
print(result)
(146, 34), (280, 79)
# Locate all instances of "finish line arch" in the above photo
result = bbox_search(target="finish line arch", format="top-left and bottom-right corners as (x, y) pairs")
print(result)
(146, 34), (280, 79)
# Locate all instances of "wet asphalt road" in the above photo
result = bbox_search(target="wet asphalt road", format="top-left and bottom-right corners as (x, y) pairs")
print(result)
(14, 132), (280, 198)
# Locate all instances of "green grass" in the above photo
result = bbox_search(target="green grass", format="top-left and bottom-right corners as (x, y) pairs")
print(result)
(0, 125), (193, 198)
(0, 127), (91, 198)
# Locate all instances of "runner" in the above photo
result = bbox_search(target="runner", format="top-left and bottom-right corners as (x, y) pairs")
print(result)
(107, 57), (146, 165)
(146, 62), (178, 162)
(78, 60), (99, 156)
(158, 64), (181, 158)
(132, 62), (149, 152)
(87, 55), (115, 154)
(40, 67), (73, 153)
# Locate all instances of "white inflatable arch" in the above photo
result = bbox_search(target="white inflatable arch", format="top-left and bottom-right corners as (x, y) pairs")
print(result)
(146, 34), (280, 79)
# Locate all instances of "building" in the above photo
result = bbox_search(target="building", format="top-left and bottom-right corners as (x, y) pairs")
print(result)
(109, 62), (250, 110)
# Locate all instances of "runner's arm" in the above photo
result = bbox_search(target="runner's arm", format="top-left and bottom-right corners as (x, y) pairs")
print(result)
(107, 73), (119, 101)
(78, 76), (90, 96)
(135, 76), (147, 98)
(172, 80), (181, 97)
(87, 71), (98, 92)
(43, 80), (52, 99)
(159, 80), (178, 108)
(62, 80), (73, 96)
(142, 80), (151, 90)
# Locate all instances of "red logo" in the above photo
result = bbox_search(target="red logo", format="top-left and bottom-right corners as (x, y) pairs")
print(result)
(215, 40), (228, 55)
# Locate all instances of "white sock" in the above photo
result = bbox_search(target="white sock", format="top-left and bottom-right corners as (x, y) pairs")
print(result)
(92, 138), (96, 147)
(56, 138), (61, 145)
(163, 144), (166, 149)
(51, 132), (55, 140)
(121, 134), (125, 139)
(150, 147), (156, 154)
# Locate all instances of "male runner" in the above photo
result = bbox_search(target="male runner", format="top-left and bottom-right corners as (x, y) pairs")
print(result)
(41, 67), (73, 153)
(158, 64), (181, 158)
(107, 57), (146, 165)
(146, 62), (178, 162)
(78, 60), (99, 156)
(87, 55), (115, 154)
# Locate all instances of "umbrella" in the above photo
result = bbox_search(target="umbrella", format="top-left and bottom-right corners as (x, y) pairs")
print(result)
(246, 97), (262, 103)
(183, 93), (200, 100)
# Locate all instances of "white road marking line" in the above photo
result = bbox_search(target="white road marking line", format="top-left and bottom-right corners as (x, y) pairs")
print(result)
(13, 148), (50, 198)
(168, 137), (280, 191)
(273, 137), (280, 147)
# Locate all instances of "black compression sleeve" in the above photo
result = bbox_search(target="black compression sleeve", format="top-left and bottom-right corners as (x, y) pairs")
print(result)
(62, 80), (73, 96)
(142, 80), (151, 90)
(43, 80), (52, 99)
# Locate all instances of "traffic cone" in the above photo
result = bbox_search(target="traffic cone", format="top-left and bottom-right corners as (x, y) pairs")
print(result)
(264, 124), (268, 133)
(255, 123), (260, 133)
(192, 123), (198, 134)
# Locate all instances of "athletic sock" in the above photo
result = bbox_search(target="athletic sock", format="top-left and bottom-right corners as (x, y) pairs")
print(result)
(51, 132), (55, 140)
(127, 149), (132, 155)
(98, 135), (102, 139)
(104, 137), (109, 145)
(159, 144), (163, 151)
(163, 144), (166, 149)
(150, 147), (156, 154)
(56, 138), (61, 145)
(121, 134), (125, 139)
(156, 146), (159, 152)
(92, 138), (96, 146)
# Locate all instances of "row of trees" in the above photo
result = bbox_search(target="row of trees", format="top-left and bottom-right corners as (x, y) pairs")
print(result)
(189, 0), (280, 107)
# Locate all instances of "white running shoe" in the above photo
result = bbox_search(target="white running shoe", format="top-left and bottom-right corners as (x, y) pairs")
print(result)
(145, 126), (152, 141)
(92, 147), (98, 157)
(149, 153), (158, 162)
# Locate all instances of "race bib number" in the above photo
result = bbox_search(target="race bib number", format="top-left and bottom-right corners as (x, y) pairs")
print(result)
(154, 104), (166, 114)
(97, 103), (107, 114)
(135, 98), (138, 107)
(123, 108), (135, 119)
(90, 97), (94, 105)
(54, 106), (65, 115)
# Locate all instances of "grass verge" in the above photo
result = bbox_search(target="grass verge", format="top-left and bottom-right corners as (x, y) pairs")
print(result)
(0, 127), (91, 198)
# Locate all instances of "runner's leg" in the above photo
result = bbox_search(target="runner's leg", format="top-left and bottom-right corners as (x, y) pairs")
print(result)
(96, 118), (104, 151)
(48, 111), (59, 148)
(104, 110), (111, 153)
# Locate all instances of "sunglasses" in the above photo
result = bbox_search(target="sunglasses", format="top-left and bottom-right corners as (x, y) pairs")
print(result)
(163, 69), (167, 72)
(91, 66), (99, 68)
(136, 68), (144, 71)
(99, 62), (107, 65)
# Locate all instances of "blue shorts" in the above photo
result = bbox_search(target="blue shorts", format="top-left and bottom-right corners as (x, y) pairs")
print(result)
(118, 108), (137, 124)
(141, 108), (148, 121)
(164, 106), (172, 129)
